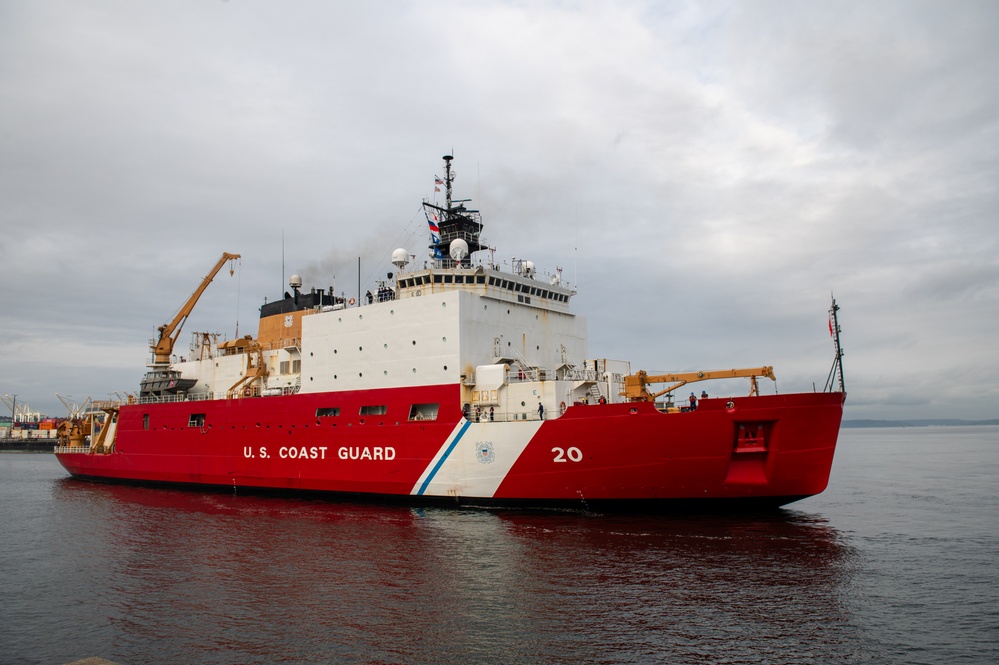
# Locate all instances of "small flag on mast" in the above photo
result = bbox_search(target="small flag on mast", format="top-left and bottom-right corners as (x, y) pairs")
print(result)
(435, 176), (444, 185)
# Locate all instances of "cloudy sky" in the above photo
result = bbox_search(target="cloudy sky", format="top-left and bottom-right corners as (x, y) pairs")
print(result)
(1, 0), (996, 421)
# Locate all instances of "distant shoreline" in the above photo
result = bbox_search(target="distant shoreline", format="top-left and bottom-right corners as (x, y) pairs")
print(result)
(842, 419), (999, 428)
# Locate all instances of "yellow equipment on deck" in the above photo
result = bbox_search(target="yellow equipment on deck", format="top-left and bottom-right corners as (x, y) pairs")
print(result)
(622, 366), (776, 402)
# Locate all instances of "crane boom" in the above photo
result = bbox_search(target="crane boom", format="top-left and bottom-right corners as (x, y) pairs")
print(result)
(622, 366), (776, 402)
(151, 252), (240, 365)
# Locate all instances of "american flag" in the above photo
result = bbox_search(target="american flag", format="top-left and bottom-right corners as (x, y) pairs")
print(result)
(435, 176), (444, 185)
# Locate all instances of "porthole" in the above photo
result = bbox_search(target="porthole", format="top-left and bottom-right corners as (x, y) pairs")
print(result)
(442, 302), (446, 308)
(359, 346), (363, 351)
(384, 343), (388, 349)
(442, 337), (446, 343)
(412, 340), (417, 345)
(443, 365), (448, 370)
(390, 309), (395, 315)
(412, 368), (417, 373)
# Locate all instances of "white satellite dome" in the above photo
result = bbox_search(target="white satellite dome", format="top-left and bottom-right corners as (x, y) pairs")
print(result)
(289, 274), (303, 289)
(449, 238), (469, 263)
(391, 248), (409, 269)
(522, 261), (535, 279)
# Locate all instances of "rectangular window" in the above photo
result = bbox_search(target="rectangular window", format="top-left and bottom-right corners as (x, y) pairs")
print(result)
(408, 403), (439, 421)
(316, 407), (340, 417)
(280, 360), (290, 374)
(143, 414), (150, 430)
(444, 274), (453, 284)
(477, 275), (485, 284)
(433, 274), (443, 284)
(292, 359), (301, 373)
(188, 414), (206, 427)
(359, 405), (387, 416)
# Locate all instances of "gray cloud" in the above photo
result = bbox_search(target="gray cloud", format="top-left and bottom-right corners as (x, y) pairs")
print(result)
(1, 0), (996, 420)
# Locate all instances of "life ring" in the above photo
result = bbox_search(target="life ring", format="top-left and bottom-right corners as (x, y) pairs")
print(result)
(348, 297), (356, 306)
(559, 401), (566, 414)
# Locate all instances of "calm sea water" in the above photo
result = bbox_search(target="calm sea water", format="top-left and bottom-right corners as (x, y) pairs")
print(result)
(1, 426), (996, 665)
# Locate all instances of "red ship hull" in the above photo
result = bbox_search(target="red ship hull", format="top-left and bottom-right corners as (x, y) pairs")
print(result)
(55, 386), (844, 509)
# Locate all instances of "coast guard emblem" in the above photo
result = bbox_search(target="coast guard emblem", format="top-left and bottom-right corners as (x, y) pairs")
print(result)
(476, 441), (496, 464)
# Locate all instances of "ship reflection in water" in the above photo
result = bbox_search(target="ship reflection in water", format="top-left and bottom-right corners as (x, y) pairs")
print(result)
(50, 480), (861, 664)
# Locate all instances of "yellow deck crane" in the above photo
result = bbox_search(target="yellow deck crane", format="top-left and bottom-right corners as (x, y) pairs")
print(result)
(622, 366), (776, 403)
(54, 393), (92, 447)
(150, 253), (240, 365)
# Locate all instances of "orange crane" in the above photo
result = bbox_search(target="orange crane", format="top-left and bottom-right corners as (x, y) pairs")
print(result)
(622, 366), (776, 402)
(150, 252), (240, 365)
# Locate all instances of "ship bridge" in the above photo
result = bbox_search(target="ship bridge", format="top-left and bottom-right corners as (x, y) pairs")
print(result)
(394, 264), (574, 312)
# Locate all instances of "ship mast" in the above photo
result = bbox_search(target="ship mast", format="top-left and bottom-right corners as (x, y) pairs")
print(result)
(423, 154), (484, 269)
(443, 154), (454, 211)
(824, 294), (846, 393)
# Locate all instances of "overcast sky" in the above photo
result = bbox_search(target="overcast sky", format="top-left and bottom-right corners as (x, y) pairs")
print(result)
(1, 0), (996, 421)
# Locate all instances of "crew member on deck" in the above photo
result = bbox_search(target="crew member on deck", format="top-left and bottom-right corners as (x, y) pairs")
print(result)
(689, 392), (698, 411)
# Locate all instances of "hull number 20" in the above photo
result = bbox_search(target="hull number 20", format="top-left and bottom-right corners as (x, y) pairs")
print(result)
(552, 446), (583, 463)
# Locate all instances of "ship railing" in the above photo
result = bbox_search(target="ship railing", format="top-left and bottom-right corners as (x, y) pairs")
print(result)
(463, 367), (600, 386)
(464, 410), (570, 423)
(558, 368), (600, 382)
(54, 445), (90, 454)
